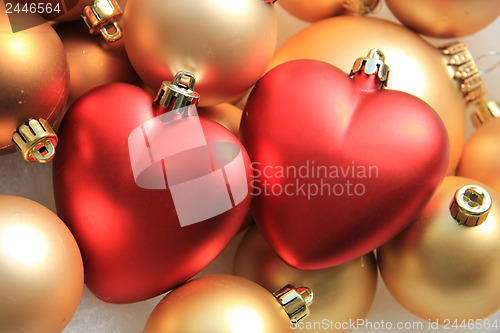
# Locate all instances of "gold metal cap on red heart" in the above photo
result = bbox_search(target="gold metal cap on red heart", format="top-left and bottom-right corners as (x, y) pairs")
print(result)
(12, 118), (58, 163)
(472, 100), (500, 128)
(273, 285), (313, 324)
(449, 184), (492, 227)
(439, 41), (486, 107)
(155, 71), (201, 114)
(82, 0), (123, 43)
(344, 0), (380, 14)
(350, 48), (390, 87)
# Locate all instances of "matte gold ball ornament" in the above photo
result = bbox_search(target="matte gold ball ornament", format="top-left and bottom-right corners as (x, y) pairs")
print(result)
(123, 0), (278, 107)
(0, 3), (68, 162)
(270, 17), (485, 175)
(143, 274), (313, 333)
(278, 0), (379, 22)
(385, 0), (500, 38)
(233, 227), (378, 332)
(378, 177), (500, 323)
(457, 101), (500, 194)
(0, 195), (84, 333)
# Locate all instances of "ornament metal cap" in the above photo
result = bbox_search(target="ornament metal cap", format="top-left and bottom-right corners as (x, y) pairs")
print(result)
(12, 119), (58, 163)
(273, 285), (313, 324)
(350, 48), (390, 87)
(472, 100), (500, 127)
(449, 185), (492, 227)
(155, 71), (201, 114)
(344, 0), (380, 14)
(82, 0), (123, 43)
(439, 41), (486, 107)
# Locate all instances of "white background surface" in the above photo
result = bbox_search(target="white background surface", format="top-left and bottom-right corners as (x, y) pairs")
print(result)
(0, 2), (499, 333)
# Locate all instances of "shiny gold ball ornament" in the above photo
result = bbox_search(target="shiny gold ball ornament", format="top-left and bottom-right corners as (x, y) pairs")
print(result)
(385, 0), (500, 38)
(143, 274), (312, 333)
(0, 196), (84, 333)
(270, 17), (485, 175)
(378, 177), (500, 323)
(457, 101), (500, 194)
(0, 4), (69, 159)
(53, 20), (141, 108)
(233, 227), (378, 332)
(123, 0), (278, 107)
(278, 0), (378, 22)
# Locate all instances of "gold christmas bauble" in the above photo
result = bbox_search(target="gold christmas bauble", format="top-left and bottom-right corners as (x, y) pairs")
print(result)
(143, 274), (295, 333)
(0, 4), (69, 154)
(270, 16), (476, 175)
(457, 101), (500, 194)
(233, 227), (378, 332)
(378, 176), (500, 323)
(0, 196), (84, 333)
(385, 0), (500, 38)
(197, 103), (243, 137)
(53, 20), (141, 108)
(123, 0), (278, 107)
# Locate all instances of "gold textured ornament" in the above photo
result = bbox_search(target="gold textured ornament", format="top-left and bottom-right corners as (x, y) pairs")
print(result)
(269, 16), (484, 175)
(123, 0), (278, 107)
(0, 4), (69, 155)
(378, 176), (500, 323)
(53, 20), (141, 109)
(198, 103), (243, 136)
(385, 0), (500, 38)
(143, 274), (312, 333)
(0, 196), (84, 333)
(457, 101), (500, 194)
(233, 227), (378, 332)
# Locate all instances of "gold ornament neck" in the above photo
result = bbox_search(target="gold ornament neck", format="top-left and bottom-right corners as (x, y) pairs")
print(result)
(344, 0), (380, 14)
(472, 100), (500, 127)
(12, 119), (58, 163)
(82, 0), (123, 43)
(449, 185), (492, 227)
(439, 41), (486, 107)
(273, 285), (313, 324)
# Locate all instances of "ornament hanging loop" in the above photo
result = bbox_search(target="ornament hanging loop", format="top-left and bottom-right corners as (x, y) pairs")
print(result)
(476, 50), (500, 76)
(82, 0), (123, 43)
(449, 185), (492, 227)
(273, 285), (313, 324)
(12, 119), (58, 163)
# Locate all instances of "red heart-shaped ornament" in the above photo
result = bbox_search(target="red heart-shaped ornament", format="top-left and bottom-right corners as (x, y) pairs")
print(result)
(53, 83), (252, 303)
(240, 57), (449, 269)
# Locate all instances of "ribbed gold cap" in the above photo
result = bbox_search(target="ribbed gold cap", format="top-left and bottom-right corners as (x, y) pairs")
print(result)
(449, 185), (492, 227)
(472, 100), (500, 127)
(12, 119), (58, 163)
(350, 48), (390, 87)
(273, 285), (313, 324)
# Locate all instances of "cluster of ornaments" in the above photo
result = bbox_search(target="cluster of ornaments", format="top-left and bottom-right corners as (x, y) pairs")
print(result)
(1, 0), (500, 332)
